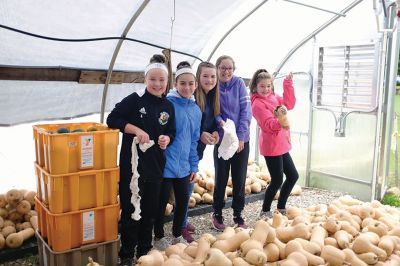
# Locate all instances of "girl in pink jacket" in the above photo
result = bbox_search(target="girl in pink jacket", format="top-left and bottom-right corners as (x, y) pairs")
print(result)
(250, 69), (298, 219)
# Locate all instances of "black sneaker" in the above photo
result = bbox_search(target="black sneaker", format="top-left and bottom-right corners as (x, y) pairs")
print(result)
(233, 216), (247, 229)
(212, 213), (225, 231)
(259, 210), (273, 220)
(119, 257), (134, 266)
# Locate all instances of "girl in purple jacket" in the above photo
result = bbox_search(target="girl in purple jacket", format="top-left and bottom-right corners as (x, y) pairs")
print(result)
(212, 55), (252, 230)
(249, 69), (298, 219)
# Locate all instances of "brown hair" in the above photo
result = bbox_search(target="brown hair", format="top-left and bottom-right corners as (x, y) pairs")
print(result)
(248, 69), (272, 94)
(215, 55), (235, 70)
(195, 62), (220, 116)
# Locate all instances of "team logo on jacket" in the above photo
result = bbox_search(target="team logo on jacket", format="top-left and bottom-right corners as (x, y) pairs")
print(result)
(159, 111), (169, 125)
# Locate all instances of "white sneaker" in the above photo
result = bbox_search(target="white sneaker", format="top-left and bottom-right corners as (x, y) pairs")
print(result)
(153, 237), (169, 251)
(171, 235), (187, 245)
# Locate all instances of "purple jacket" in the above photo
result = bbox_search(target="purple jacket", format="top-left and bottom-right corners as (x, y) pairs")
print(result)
(216, 76), (252, 142)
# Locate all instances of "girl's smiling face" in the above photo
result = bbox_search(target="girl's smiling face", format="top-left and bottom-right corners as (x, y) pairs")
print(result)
(175, 73), (197, 99)
(217, 58), (234, 83)
(199, 67), (217, 94)
(145, 68), (167, 97)
(256, 78), (273, 96)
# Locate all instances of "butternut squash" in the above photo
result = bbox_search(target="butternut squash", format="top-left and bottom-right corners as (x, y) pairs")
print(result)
(294, 238), (321, 255)
(272, 211), (284, 228)
(273, 238), (286, 260)
(5, 189), (23, 206)
(184, 245), (198, 258)
(280, 251), (307, 266)
(324, 237), (338, 248)
(212, 230), (250, 253)
(264, 243), (280, 262)
(23, 210), (37, 223)
(163, 257), (184, 266)
(265, 227), (276, 244)
(217, 227), (236, 240)
(165, 203), (173, 216)
(30, 216), (38, 232)
(1, 225), (16, 238)
(188, 197), (196, 208)
(290, 185), (302, 196)
(240, 239), (263, 256)
(342, 248), (368, 266)
(244, 248), (267, 266)
(250, 182), (262, 193)
(204, 248), (232, 266)
(320, 245), (345, 266)
(366, 221), (388, 237)
(352, 234), (387, 261)
(232, 257), (251, 266)
(224, 251), (238, 261)
(202, 193), (213, 204)
(205, 179), (215, 192)
(338, 195), (363, 206)
(86, 257), (100, 266)
(378, 235), (396, 257)
(194, 183), (206, 195)
(16, 200), (31, 215)
(340, 220), (359, 237)
(309, 224), (327, 249)
(286, 207), (303, 220)
(193, 237), (211, 263)
(333, 230), (352, 249)
(355, 252), (378, 264)
(285, 240), (324, 266)
(291, 215), (310, 226)
(323, 217), (341, 234)
(0, 216), (3, 229)
(250, 220), (270, 244)
(23, 191), (36, 207)
(276, 223), (310, 243)
(0, 208), (7, 219)
(192, 193), (202, 203)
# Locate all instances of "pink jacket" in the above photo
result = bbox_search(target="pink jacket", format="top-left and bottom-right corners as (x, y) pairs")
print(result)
(250, 79), (296, 156)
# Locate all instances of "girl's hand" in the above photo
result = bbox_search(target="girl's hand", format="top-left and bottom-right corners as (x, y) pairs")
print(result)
(237, 140), (244, 153)
(200, 132), (213, 145)
(219, 120), (225, 128)
(134, 128), (150, 144)
(189, 172), (197, 183)
(158, 135), (170, 149)
(286, 72), (293, 80)
(211, 131), (219, 144)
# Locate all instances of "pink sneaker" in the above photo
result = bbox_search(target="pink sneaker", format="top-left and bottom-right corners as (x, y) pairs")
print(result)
(181, 227), (194, 243)
(185, 223), (195, 233)
(212, 214), (225, 231)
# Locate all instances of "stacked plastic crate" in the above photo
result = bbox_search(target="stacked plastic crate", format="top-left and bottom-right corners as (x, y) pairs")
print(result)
(33, 122), (120, 266)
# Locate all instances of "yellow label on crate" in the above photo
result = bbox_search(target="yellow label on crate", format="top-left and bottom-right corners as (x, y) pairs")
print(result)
(80, 135), (94, 168)
(83, 211), (95, 241)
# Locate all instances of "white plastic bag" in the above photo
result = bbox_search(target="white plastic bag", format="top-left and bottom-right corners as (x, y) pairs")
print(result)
(218, 119), (239, 160)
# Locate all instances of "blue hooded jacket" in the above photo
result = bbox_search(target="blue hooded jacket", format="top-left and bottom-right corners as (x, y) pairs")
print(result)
(164, 89), (201, 178)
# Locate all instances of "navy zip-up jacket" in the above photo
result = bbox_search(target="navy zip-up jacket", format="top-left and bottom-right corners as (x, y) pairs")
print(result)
(107, 89), (176, 181)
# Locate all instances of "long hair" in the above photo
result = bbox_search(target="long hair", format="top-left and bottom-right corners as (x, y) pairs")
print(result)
(195, 61), (220, 116)
(248, 69), (272, 94)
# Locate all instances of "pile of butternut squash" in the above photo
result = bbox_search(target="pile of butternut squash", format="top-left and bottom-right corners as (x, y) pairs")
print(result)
(141, 195), (400, 265)
(187, 161), (302, 209)
(0, 189), (37, 249)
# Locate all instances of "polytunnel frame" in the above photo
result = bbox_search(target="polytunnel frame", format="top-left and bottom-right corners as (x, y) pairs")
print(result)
(97, 0), (398, 201)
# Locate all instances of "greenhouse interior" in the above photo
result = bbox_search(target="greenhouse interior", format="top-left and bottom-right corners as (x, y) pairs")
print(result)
(0, 0), (400, 265)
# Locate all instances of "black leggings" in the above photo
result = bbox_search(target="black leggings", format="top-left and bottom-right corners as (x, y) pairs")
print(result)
(154, 176), (190, 238)
(262, 152), (298, 211)
(213, 142), (249, 217)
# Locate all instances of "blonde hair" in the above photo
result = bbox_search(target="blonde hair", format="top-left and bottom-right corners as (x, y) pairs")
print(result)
(248, 69), (272, 94)
(215, 55), (235, 70)
(195, 62), (220, 116)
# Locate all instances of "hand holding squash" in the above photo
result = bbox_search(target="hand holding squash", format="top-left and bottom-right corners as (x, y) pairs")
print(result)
(274, 106), (289, 129)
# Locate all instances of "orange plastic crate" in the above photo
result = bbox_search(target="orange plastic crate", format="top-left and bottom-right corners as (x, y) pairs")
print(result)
(35, 197), (119, 252)
(33, 122), (119, 174)
(35, 163), (119, 213)
(36, 231), (120, 266)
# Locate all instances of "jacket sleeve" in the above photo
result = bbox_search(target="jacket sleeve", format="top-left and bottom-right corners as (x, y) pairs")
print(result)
(251, 100), (281, 133)
(280, 78), (296, 110)
(236, 78), (252, 141)
(106, 93), (137, 133)
(164, 103), (176, 145)
(189, 109), (201, 173)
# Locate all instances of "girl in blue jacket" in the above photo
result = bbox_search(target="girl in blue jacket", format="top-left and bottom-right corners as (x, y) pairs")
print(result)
(153, 61), (201, 248)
